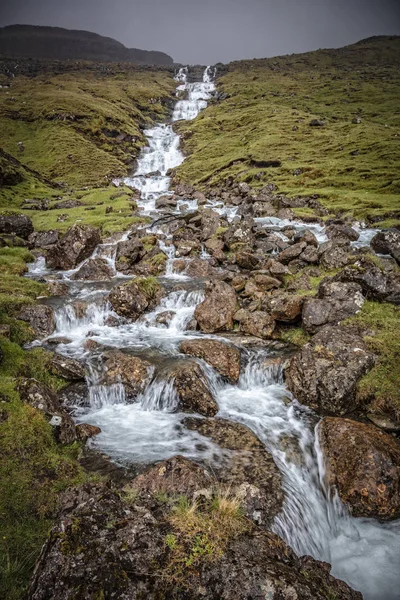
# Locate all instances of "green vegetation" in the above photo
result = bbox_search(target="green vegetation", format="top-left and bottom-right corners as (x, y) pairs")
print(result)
(175, 36), (400, 225)
(162, 490), (248, 587)
(135, 275), (161, 298)
(347, 300), (400, 420)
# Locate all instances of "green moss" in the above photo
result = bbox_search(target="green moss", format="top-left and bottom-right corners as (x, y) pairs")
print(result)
(174, 37), (400, 226)
(134, 275), (161, 299)
(346, 301), (400, 421)
(279, 326), (311, 347)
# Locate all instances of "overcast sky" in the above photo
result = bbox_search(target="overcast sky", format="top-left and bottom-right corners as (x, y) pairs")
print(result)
(0, 0), (399, 64)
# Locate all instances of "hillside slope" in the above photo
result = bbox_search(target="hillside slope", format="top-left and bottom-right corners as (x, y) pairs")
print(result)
(0, 24), (173, 65)
(174, 36), (400, 226)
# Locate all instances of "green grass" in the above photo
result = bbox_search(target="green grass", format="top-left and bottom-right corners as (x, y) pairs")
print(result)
(346, 300), (400, 421)
(174, 36), (400, 225)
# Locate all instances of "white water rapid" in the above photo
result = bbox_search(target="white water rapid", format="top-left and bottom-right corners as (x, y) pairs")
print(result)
(28, 66), (400, 600)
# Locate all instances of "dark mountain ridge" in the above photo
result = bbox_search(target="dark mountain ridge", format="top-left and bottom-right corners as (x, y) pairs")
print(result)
(0, 24), (173, 65)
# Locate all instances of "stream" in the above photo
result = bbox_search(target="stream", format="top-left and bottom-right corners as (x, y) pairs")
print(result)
(28, 66), (400, 600)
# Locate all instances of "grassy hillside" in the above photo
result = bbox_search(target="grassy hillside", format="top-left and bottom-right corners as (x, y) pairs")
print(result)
(174, 36), (400, 226)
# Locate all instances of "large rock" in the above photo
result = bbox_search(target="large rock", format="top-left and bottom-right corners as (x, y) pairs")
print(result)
(194, 280), (238, 333)
(27, 484), (361, 600)
(277, 241), (307, 264)
(234, 309), (275, 339)
(71, 257), (114, 281)
(184, 417), (284, 527)
(319, 417), (400, 520)
(0, 213), (33, 239)
(184, 258), (214, 278)
(28, 230), (60, 249)
(318, 240), (353, 269)
(286, 325), (375, 415)
(109, 278), (163, 320)
(133, 455), (212, 496)
(18, 378), (77, 444)
(101, 351), (151, 400)
(18, 304), (55, 338)
(334, 257), (392, 301)
(48, 353), (85, 381)
(302, 281), (365, 333)
(46, 224), (101, 270)
(325, 223), (359, 243)
(170, 360), (218, 416)
(263, 293), (304, 323)
(371, 229), (400, 264)
(180, 339), (241, 383)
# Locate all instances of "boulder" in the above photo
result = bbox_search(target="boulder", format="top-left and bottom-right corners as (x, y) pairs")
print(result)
(71, 257), (114, 281)
(75, 423), (102, 442)
(318, 240), (353, 269)
(170, 360), (218, 416)
(223, 219), (255, 249)
(155, 195), (177, 209)
(180, 339), (241, 383)
(58, 381), (90, 410)
(115, 237), (144, 273)
(253, 273), (282, 291)
(18, 378), (77, 444)
(371, 229), (400, 264)
(133, 455), (212, 496)
(18, 304), (55, 338)
(48, 354), (85, 381)
(200, 208), (222, 240)
(263, 293), (304, 323)
(235, 250), (261, 270)
(277, 241), (307, 264)
(184, 417), (284, 527)
(0, 213), (33, 239)
(28, 230), (60, 249)
(267, 258), (290, 279)
(184, 258), (214, 278)
(325, 223), (359, 243)
(194, 280), (238, 333)
(109, 278), (163, 320)
(234, 309), (275, 339)
(319, 417), (400, 520)
(333, 258), (390, 301)
(286, 325), (375, 415)
(46, 225), (101, 270)
(101, 351), (151, 399)
(302, 281), (365, 333)
(26, 485), (361, 600)
(47, 280), (69, 296)
(175, 238), (200, 256)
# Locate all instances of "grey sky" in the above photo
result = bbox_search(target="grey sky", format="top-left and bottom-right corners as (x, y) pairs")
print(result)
(0, 0), (399, 64)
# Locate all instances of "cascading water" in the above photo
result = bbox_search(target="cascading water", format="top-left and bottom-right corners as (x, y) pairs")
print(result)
(27, 66), (400, 600)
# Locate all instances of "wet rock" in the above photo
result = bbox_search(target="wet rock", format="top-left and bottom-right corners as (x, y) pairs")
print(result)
(319, 417), (400, 520)
(18, 304), (55, 338)
(180, 338), (241, 383)
(28, 230), (60, 249)
(133, 455), (212, 496)
(115, 237), (144, 272)
(27, 484), (361, 600)
(109, 278), (163, 320)
(184, 417), (284, 527)
(18, 378), (77, 444)
(194, 280), (238, 333)
(234, 309), (275, 339)
(286, 325), (375, 415)
(155, 310), (174, 326)
(0, 213), (33, 239)
(46, 224), (101, 270)
(263, 293), (304, 323)
(170, 360), (218, 416)
(278, 241), (307, 264)
(102, 351), (151, 399)
(75, 423), (102, 442)
(48, 353), (85, 381)
(71, 257), (114, 281)
(371, 229), (400, 264)
(58, 381), (89, 410)
(46, 280), (69, 296)
(325, 223), (359, 243)
(155, 195), (177, 209)
(175, 238), (200, 256)
(302, 281), (365, 333)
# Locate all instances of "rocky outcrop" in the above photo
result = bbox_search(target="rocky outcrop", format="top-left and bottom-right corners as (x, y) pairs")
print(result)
(46, 224), (101, 270)
(180, 339), (241, 383)
(18, 304), (55, 338)
(319, 417), (400, 520)
(18, 378), (77, 444)
(101, 351), (151, 400)
(27, 484), (361, 600)
(194, 280), (238, 333)
(302, 281), (365, 333)
(286, 325), (375, 415)
(170, 360), (218, 416)
(0, 213), (33, 239)
(71, 257), (114, 280)
(109, 278), (163, 320)
(371, 229), (400, 264)
(184, 417), (284, 527)
(234, 309), (275, 339)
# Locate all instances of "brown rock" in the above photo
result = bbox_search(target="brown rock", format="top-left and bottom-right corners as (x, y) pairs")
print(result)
(71, 257), (114, 281)
(102, 351), (151, 399)
(133, 455), (211, 496)
(18, 304), (55, 338)
(194, 280), (238, 333)
(263, 293), (304, 322)
(180, 338), (241, 383)
(75, 423), (102, 442)
(319, 417), (400, 520)
(234, 309), (275, 339)
(170, 360), (218, 416)
(109, 278), (163, 320)
(46, 224), (101, 270)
